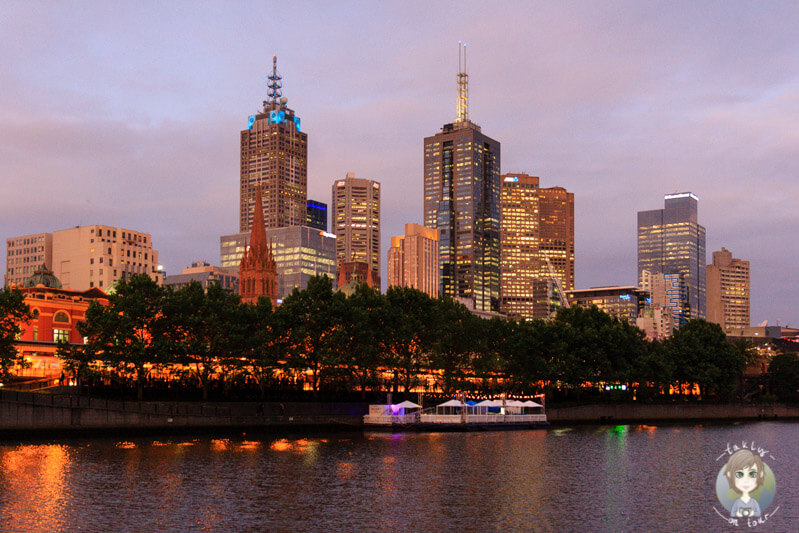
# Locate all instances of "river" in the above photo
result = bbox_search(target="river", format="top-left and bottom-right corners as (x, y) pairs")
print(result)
(0, 422), (795, 531)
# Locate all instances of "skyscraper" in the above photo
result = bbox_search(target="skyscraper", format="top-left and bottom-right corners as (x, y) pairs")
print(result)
(240, 56), (307, 233)
(500, 173), (574, 319)
(387, 223), (439, 299)
(332, 172), (381, 289)
(306, 200), (328, 231)
(706, 247), (750, 333)
(637, 193), (706, 325)
(424, 44), (500, 312)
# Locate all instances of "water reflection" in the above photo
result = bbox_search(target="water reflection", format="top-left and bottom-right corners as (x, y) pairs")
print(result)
(0, 423), (795, 531)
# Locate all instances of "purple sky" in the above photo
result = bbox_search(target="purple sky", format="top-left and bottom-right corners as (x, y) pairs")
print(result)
(2, 2), (797, 327)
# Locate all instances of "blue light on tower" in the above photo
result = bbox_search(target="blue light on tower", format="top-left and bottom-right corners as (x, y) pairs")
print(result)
(294, 116), (301, 132)
(247, 115), (255, 129)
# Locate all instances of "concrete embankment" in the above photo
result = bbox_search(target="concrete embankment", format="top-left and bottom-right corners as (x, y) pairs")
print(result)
(0, 390), (367, 436)
(547, 402), (799, 424)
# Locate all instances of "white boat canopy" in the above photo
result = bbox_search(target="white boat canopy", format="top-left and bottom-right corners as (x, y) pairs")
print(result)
(437, 399), (466, 407)
(392, 400), (421, 409)
(523, 400), (543, 408)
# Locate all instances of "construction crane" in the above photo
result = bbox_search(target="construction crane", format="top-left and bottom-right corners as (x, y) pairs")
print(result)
(544, 257), (570, 311)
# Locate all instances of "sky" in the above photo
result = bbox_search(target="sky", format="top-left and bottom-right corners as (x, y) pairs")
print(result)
(1, 1), (797, 327)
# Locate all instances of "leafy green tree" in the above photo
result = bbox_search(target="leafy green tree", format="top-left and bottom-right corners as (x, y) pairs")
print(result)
(383, 287), (435, 393)
(338, 283), (387, 397)
(77, 274), (171, 400)
(246, 295), (286, 399)
(428, 298), (479, 395)
(164, 281), (252, 400)
(501, 319), (552, 394)
(0, 288), (31, 380)
(279, 275), (346, 395)
(768, 352), (799, 402)
(665, 319), (746, 399)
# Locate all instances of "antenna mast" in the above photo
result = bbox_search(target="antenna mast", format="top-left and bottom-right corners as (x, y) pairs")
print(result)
(456, 42), (469, 123)
(264, 55), (283, 111)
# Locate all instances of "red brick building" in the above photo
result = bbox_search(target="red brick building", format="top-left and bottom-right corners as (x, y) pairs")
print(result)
(12, 266), (108, 378)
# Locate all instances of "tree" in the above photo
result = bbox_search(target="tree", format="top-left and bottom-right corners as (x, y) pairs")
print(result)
(0, 288), (31, 380)
(428, 298), (479, 395)
(77, 274), (171, 400)
(164, 281), (252, 400)
(278, 275), (346, 395)
(768, 352), (799, 402)
(664, 319), (746, 399)
(383, 287), (435, 394)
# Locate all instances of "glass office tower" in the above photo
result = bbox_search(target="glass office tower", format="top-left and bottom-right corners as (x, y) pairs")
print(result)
(637, 193), (706, 325)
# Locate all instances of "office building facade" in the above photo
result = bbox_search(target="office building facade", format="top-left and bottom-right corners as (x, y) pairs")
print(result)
(637, 193), (706, 325)
(306, 200), (328, 231)
(163, 261), (239, 293)
(240, 56), (307, 233)
(387, 223), (439, 299)
(423, 55), (500, 311)
(500, 174), (574, 319)
(332, 172), (381, 289)
(706, 247), (750, 334)
(7, 226), (161, 291)
(220, 227), (336, 301)
(5, 232), (52, 287)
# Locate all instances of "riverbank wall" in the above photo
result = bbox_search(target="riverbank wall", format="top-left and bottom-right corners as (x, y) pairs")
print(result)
(2, 390), (798, 437)
(546, 402), (799, 424)
(0, 390), (367, 437)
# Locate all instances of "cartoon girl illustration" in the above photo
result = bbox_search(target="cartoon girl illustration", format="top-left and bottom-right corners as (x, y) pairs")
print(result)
(723, 449), (765, 518)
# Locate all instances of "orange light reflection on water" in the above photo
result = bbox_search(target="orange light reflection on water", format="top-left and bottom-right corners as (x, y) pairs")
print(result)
(0, 444), (71, 531)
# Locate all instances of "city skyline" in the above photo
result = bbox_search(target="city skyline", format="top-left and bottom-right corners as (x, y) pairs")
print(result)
(1, 3), (798, 326)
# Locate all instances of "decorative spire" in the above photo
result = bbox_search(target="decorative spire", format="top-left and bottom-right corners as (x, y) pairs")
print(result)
(264, 55), (283, 111)
(456, 41), (468, 123)
(249, 185), (267, 253)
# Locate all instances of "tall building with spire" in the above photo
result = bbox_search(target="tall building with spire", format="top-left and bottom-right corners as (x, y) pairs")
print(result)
(239, 186), (278, 306)
(240, 56), (308, 233)
(423, 43), (501, 312)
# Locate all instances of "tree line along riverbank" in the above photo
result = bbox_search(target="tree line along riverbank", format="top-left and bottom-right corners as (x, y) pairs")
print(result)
(3, 274), (798, 405)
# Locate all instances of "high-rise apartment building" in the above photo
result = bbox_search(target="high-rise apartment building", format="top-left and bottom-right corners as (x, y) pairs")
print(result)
(424, 46), (500, 311)
(387, 223), (439, 299)
(706, 247), (750, 334)
(637, 193), (706, 325)
(332, 172), (381, 289)
(500, 174), (574, 319)
(5, 232), (52, 287)
(240, 56), (307, 233)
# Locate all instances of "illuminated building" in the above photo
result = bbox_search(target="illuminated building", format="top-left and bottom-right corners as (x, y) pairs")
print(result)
(566, 286), (647, 325)
(4, 232), (52, 287)
(387, 223), (439, 299)
(337, 261), (372, 292)
(500, 174), (574, 319)
(240, 55), (307, 233)
(332, 172), (381, 289)
(424, 44), (500, 311)
(637, 193), (706, 325)
(220, 227), (336, 301)
(706, 247), (750, 334)
(163, 261), (239, 293)
(6, 226), (161, 291)
(13, 265), (108, 378)
(239, 186), (278, 306)
(306, 200), (328, 231)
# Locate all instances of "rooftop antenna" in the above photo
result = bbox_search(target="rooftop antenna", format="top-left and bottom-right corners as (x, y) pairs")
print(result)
(456, 41), (468, 123)
(264, 55), (283, 111)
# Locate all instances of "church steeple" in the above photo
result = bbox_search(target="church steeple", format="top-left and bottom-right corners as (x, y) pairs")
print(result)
(239, 185), (278, 306)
